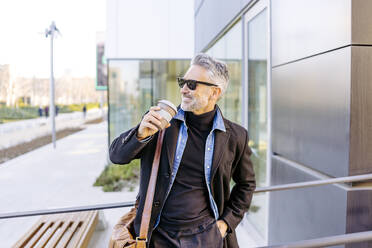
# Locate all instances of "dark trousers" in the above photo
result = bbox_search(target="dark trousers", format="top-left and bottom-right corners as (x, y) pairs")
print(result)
(149, 219), (224, 248)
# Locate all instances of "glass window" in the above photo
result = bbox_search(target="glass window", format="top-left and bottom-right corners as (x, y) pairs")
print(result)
(245, 8), (268, 238)
(206, 21), (243, 124)
(108, 60), (189, 143)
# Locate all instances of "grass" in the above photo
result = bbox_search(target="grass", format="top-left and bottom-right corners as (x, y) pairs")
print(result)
(0, 106), (39, 123)
(93, 160), (140, 192)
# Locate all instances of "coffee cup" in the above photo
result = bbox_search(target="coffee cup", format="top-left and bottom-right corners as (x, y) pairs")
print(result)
(156, 100), (177, 129)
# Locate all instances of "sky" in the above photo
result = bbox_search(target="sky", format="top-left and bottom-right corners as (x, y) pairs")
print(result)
(0, 0), (106, 78)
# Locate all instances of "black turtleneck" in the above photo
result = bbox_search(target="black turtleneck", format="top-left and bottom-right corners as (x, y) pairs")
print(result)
(160, 106), (217, 230)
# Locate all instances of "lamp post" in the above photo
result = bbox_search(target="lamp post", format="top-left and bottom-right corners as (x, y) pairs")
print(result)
(45, 21), (60, 149)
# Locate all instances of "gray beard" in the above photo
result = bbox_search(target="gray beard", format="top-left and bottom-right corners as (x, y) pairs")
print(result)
(181, 95), (209, 112)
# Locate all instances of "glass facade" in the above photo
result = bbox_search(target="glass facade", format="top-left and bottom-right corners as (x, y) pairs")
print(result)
(108, 60), (189, 143)
(206, 14), (269, 240)
(206, 21), (242, 124)
(245, 9), (269, 239)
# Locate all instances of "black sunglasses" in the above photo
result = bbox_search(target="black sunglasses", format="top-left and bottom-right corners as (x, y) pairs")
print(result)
(177, 77), (218, 90)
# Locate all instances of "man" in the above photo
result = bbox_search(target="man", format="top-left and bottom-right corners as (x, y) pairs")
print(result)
(110, 53), (256, 247)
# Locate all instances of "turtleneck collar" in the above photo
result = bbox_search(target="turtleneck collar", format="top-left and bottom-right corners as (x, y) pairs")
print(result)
(185, 105), (217, 131)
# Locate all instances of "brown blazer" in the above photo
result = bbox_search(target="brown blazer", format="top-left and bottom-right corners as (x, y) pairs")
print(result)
(109, 108), (256, 248)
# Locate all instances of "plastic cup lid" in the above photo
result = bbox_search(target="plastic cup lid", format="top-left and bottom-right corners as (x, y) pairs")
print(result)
(158, 100), (177, 112)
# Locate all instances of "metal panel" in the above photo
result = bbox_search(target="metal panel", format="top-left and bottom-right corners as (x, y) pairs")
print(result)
(349, 46), (372, 176)
(272, 47), (351, 178)
(352, 0), (372, 45)
(271, 0), (351, 67)
(346, 190), (372, 248)
(268, 158), (347, 247)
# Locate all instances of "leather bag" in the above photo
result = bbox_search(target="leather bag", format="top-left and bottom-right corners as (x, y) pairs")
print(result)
(109, 130), (165, 248)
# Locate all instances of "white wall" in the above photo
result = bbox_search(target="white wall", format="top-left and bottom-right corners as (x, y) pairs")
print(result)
(106, 0), (194, 59)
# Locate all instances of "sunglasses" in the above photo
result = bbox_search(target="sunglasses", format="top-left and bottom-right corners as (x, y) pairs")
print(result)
(177, 77), (218, 90)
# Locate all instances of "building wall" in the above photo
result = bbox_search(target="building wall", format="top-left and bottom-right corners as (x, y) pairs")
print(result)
(105, 0), (195, 144)
(195, 0), (372, 247)
(106, 0), (194, 59)
(270, 0), (372, 246)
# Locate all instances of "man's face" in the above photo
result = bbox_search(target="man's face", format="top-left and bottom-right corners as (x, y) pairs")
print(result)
(180, 65), (220, 115)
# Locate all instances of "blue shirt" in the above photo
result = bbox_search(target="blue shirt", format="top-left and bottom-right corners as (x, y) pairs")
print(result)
(154, 107), (226, 229)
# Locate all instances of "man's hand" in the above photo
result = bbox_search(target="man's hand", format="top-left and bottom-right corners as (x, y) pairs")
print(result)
(216, 220), (228, 238)
(137, 106), (170, 140)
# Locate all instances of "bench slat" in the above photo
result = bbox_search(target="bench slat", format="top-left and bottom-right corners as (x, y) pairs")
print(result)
(36, 220), (63, 248)
(24, 221), (52, 248)
(48, 219), (73, 248)
(74, 211), (99, 248)
(13, 211), (99, 248)
(12, 221), (44, 248)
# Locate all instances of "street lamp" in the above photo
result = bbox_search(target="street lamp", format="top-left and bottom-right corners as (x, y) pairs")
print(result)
(45, 21), (60, 149)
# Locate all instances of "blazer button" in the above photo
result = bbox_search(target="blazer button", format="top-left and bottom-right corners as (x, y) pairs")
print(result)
(165, 173), (170, 178)
(154, 201), (160, 207)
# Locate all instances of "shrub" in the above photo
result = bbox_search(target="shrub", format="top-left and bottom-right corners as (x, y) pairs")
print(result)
(94, 159), (140, 192)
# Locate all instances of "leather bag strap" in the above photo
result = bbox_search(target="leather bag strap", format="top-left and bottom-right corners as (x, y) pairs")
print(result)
(137, 130), (165, 244)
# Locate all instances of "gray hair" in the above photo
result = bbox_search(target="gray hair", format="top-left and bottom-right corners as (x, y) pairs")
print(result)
(190, 53), (229, 98)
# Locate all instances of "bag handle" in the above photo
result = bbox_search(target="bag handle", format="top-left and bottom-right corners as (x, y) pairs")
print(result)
(137, 130), (165, 247)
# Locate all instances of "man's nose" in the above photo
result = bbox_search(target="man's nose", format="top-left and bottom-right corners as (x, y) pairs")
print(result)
(180, 83), (189, 94)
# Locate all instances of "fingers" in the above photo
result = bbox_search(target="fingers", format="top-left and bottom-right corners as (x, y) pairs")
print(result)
(148, 109), (162, 121)
(144, 113), (162, 130)
(149, 106), (161, 111)
(138, 106), (171, 139)
(142, 120), (159, 131)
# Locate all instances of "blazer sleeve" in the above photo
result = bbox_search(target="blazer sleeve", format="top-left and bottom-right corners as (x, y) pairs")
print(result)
(220, 130), (256, 231)
(109, 124), (155, 165)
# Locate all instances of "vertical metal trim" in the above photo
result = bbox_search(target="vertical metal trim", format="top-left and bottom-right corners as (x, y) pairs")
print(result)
(107, 59), (111, 149)
(242, 16), (248, 130)
(266, 0), (272, 243)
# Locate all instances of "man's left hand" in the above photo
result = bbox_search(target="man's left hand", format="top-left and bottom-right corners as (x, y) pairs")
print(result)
(216, 220), (228, 238)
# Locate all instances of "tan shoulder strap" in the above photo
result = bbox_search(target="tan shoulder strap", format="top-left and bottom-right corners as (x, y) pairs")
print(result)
(137, 130), (165, 245)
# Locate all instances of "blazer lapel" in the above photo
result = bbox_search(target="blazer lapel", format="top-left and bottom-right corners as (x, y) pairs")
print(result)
(211, 128), (230, 180)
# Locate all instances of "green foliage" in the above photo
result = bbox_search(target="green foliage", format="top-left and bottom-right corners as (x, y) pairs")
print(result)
(249, 205), (260, 213)
(93, 160), (140, 192)
(0, 106), (39, 122)
(0, 102), (102, 122)
(57, 105), (74, 113)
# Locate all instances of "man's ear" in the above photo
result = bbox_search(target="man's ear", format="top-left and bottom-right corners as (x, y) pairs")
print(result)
(213, 87), (222, 100)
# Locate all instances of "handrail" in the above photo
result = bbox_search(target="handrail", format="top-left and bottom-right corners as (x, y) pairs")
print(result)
(258, 230), (372, 248)
(0, 201), (135, 219)
(1, 173), (372, 220)
(255, 173), (372, 193)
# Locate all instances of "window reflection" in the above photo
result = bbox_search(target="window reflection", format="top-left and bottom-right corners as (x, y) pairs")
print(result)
(207, 21), (243, 124)
(108, 60), (189, 143)
(246, 8), (268, 239)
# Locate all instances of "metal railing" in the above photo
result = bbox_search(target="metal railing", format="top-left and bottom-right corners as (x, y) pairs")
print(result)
(1, 173), (372, 247)
(255, 173), (372, 193)
(2, 173), (372, 219)
(258, 230), (372, 248)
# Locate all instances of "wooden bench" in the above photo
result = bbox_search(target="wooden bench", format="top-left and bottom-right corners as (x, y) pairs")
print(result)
(13, 210), (98, 248)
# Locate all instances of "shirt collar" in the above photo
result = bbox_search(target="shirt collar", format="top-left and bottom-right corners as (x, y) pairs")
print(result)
(173, 106), (226, 132)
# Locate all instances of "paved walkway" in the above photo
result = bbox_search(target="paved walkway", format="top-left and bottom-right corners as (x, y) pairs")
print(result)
(0, 120), (258, 247)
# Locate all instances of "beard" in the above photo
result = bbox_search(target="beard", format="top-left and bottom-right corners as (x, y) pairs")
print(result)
(181, 93), (209, 112)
